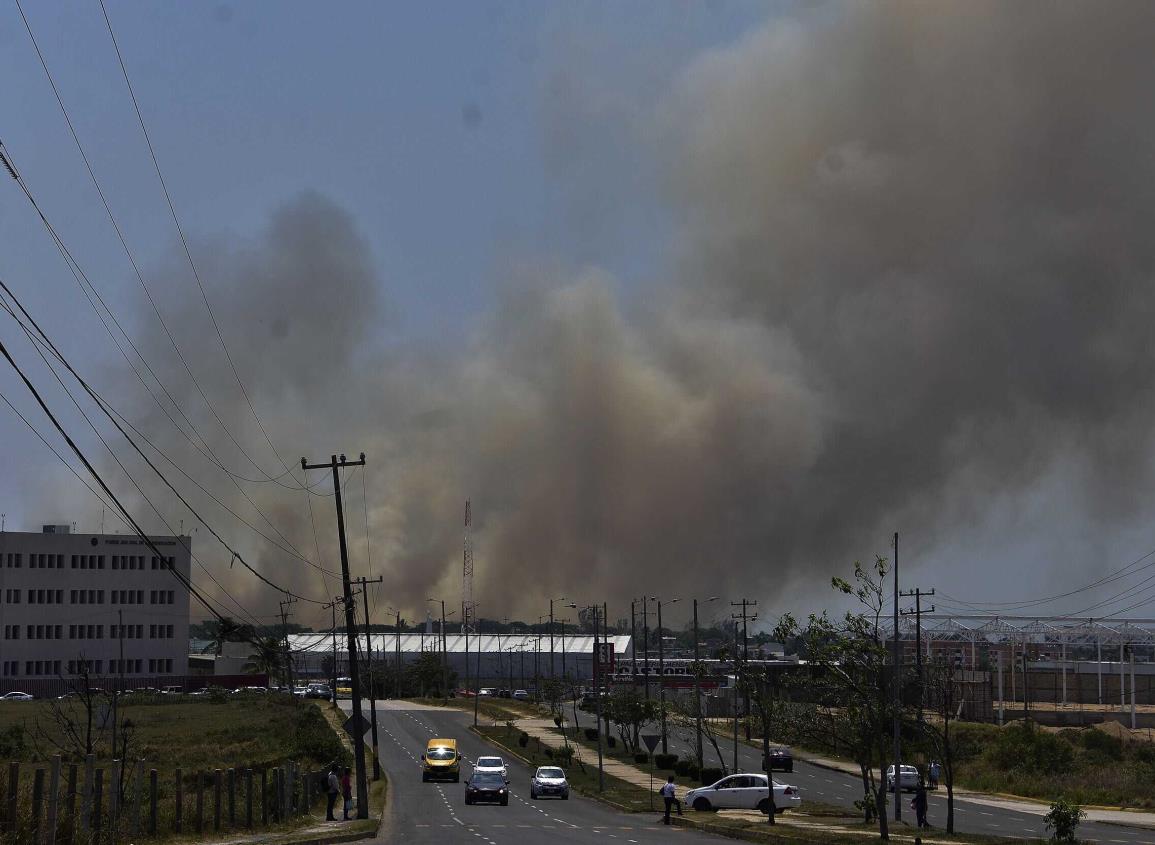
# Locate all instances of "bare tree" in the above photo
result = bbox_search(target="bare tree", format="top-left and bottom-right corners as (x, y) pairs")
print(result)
(920, 656), (961, 833)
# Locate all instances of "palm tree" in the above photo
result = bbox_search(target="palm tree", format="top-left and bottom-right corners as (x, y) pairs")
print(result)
(202, 617), (257, 655)
(245, 635), (286, 682)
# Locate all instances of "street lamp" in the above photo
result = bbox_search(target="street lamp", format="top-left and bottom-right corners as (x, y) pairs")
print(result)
(427, 598), (454, 701)
(549, 596), (567, 680)
(558, 603), (578, 680)
(642, 596), (657, 701)
(657, 598), (680, 754)
(693, 596), (720, 769)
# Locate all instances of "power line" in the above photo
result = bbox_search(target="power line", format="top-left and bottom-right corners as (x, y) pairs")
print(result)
(12, 1), (303, 492)
(0, 280), (328, 606)
(96, 0), (303, 489)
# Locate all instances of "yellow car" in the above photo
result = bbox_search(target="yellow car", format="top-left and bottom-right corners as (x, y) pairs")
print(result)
(422, 738), (460, 782)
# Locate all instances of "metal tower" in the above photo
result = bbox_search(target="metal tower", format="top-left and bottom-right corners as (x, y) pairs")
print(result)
(462, 500), (476, 633)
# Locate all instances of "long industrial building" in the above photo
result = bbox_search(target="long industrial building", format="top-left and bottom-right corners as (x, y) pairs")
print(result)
(288, 633), (633, 687)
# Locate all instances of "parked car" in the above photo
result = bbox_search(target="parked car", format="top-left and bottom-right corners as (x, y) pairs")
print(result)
(473, 756), (508, 781)
(292, 686), (310, 697)
(478, 688), (496, 697)
(497, 689), (511, 698)
(512, 689), (529, 700)
(530, 766), (569, 800)
(762, 747), (793, 773)
(464, 771), (508, 805)
(886, 764), (920, 793)
(305, 684), (332, 700)
(685, 773), (801, 814)
(0, 692), (33, 701)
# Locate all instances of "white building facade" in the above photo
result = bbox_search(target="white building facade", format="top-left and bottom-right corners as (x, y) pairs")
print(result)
(0, 527), (190, 688)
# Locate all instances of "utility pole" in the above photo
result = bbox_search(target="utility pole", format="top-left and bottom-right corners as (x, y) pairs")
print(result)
(694, 598), (703, 768)
(732, 619), (740, 774)
(592, 604), (604, 792)
(113, 608), (124, 764)
(631, 600), (638, 683)
(658, 599), (672, 754)
(428, 599), (449, 701)
(302, 452), (370, 820)
(394, 610), (402, 698)
(473, 615), (483, 727)
(323, 596), (344, 703)
(642, 597), (651, 701)
(549, 597), (566, 681)
(900, 587), (935, 723)
(892, 531), (901, 823)
(279, 595), (297, 691)
(731, 599), (757, 741)
(355, 576), (384, 780)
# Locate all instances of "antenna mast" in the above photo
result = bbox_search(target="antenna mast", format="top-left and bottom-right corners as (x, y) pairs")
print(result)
(462, 500), (475, 633)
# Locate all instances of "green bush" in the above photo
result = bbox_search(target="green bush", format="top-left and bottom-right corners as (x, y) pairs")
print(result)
(556, 746), (574, 763)
(606, 736), (616, 748)
(674, 760), (691, 776)
(699, 767), (723, 785)
(1044, 797), (1085, 842)
(0, 725), (25, 758)
(634, 752), (649, 765)
(518, 732), (529, 748)
(584, 728), (599, 741)
(655, 753), (678, 770)
(686, 763), (700, 781)
(989, 723), (1074, 775)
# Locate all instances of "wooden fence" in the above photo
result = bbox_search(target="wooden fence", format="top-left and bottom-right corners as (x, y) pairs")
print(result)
(0, 755), (326, 843)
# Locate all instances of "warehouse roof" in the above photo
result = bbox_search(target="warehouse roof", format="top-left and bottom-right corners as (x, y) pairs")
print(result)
(287, 633), (633, 656)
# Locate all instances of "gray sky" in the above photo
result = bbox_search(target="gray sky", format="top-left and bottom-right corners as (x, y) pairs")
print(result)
(2, 2), (1155, 633)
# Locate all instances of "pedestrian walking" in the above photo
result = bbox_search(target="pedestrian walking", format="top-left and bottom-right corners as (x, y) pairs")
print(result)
(659, 775), (682, 825)
(341, 766), (354, 820)
(325, 763), (340, 821)
(912, 778), (929, 829)
(928, 760), (941, 790)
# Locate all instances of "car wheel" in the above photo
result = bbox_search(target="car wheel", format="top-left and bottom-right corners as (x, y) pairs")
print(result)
(785, 764), (793, 773)
(562, 792), (569, 800)
(774, 807), (786, 815)
(692, 797), (712, 812)
(501, 797), (508, 806)
(465, 796), (472, 805)
(757, 799), (771, 815)
(453, 775), (460, 783)
(422, 774), (429, 783)
(530, 790), (537, 800)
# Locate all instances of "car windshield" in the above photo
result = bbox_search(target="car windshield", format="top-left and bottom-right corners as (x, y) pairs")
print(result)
(427, 747), (455, 761)
(477, 758), (503, 767)
(537, 768), (564, 779)
(471, 773), (505, 787)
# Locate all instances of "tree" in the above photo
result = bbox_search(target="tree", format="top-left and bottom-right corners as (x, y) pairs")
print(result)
(741, 614), (797, 825)
(920, 656), (961, 832)
(245, 635), (286, 681)
(779, 557), (910, 841)
(602, 687), (660, 753)
(202, 617), (256, 655)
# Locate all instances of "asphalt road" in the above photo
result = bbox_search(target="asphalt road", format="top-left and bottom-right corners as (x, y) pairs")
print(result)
(344, 700), (732, 845)
(564, 705), (1155, 844)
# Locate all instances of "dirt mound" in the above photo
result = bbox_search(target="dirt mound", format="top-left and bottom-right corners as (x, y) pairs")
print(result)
(1092, 719), (1136, 743)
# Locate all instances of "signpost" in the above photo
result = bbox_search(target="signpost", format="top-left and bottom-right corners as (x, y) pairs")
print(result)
(642, 734), (660, 810)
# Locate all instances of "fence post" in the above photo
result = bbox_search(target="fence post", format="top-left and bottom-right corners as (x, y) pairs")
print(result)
(131, 760), (142, 835)
(46, 756), (61, 845)
(79, 754), (93, 837)
(6, 762), (18, 835)
(64, 764), (77, 845)
(108, 759), (120, 836)
(213, 769), (222, 831)
(260, 768), (267, 825)
(31, 768), (44, 844)
(195, 771), (204, 834)
(174, 768), (183, 833)
(92, 768), (103, 840)
(228, 767), (235, 828)
(149, 768), (157, 835)
(245, 768), (253, 828)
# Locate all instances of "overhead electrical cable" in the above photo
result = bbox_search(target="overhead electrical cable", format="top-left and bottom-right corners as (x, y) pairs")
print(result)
(12, 1), (307, 491)
(95, 0), (305, 489)
(0, 281), (329, 606)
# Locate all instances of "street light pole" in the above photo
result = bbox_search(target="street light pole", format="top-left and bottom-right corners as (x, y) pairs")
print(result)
(642, 597), (651, 701)
(658, 598), (679, 755)
(550, 597), (566, 681)
(693, 597), (718, 769)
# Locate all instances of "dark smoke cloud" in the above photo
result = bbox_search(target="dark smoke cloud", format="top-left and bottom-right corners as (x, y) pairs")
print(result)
(107, 4), (1155, 624)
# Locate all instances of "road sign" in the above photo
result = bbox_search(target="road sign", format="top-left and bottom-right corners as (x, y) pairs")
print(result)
(596, 642), (616, 673)
(342, 713), (368, 739)
(641, 733), (660, 753)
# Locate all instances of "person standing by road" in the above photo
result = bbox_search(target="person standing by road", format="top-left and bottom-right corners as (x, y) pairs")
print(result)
(660, 775), (682, 825)
(913, 778), (929, 829)
(325, 763), (340, 821)
(341, 766), (354, 820)
(928, 760), (941, 790)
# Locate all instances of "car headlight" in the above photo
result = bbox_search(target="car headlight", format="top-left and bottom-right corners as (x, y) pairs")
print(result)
(499, 788), (506, 794)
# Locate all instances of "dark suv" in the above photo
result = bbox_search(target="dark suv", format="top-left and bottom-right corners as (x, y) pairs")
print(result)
(763, 747), (793, 773)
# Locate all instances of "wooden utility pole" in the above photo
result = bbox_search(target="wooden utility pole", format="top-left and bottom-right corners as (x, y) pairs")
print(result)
(302, 452), (369, 820)
(893, 531), (901, 823)
(731, 599), (757, 741)
(279, 595), (297, 691)
(354, 576), (384, 780)
(900, 586), (935, 722)
(322, 596), (344, 703)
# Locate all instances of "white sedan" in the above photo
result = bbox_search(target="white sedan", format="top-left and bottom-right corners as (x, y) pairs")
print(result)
(886, 764), (920, 792)
(0, 692), (33, 701)
(473, 756), (509, 781)
(686, 773), (801, 814)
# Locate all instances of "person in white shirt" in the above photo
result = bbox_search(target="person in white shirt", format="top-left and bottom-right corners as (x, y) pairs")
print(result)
(660, 775), (682, 824)
(326, 764), (340, 821)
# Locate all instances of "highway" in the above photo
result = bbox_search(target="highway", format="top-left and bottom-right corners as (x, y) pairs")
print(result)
(346, 700), (731, 844)
(564, 706), (1155, 844)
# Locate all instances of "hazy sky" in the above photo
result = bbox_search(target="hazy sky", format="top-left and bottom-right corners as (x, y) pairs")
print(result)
(3, 2), (1155, 633)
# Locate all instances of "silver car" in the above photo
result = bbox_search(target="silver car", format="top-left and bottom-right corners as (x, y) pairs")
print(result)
(530, 766), (569, 800)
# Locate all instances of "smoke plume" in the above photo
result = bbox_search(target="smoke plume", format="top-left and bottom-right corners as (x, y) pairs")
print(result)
(95, 3), (1155, 624)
